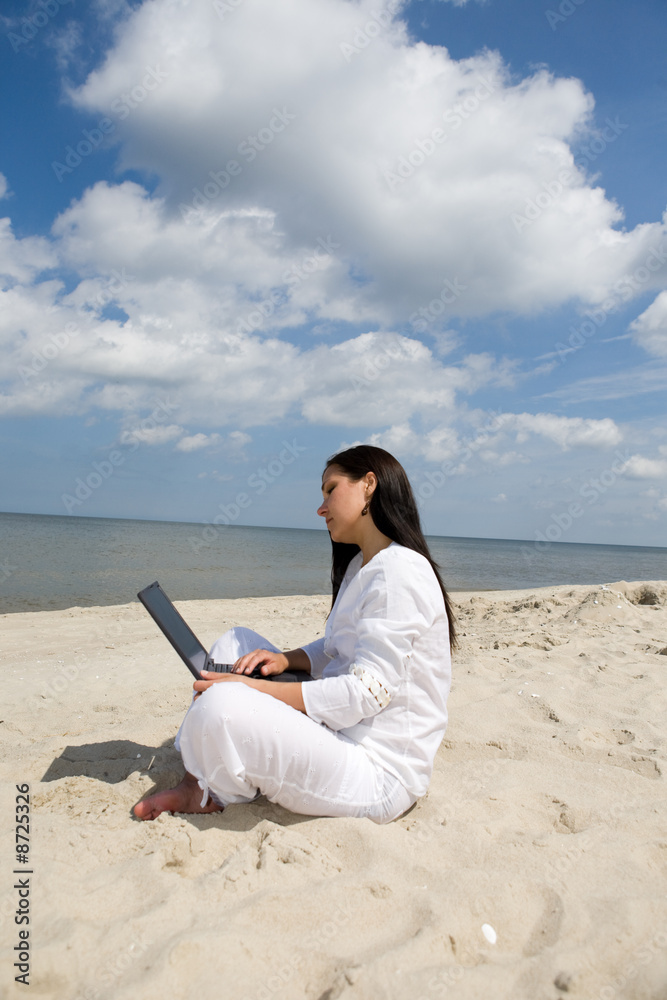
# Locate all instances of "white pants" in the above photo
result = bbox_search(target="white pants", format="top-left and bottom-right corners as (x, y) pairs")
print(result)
(174, 628), (416, 824)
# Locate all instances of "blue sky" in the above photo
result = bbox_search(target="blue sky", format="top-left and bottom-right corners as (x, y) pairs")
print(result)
(1, 0), (666, 545)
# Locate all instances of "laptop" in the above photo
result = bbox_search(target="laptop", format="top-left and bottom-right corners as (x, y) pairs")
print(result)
(137, 581), (302, 683)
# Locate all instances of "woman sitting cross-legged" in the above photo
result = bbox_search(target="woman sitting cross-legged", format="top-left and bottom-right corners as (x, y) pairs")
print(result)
(133, 445), (456, 825)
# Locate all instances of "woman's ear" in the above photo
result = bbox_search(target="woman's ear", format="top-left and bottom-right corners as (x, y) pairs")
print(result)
(364, 471), (377, 494)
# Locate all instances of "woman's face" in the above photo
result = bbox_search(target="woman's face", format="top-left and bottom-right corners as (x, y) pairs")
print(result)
(317, 465), (371, 544)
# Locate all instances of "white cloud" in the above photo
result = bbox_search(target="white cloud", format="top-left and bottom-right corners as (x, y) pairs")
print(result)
(0, 219), (57, 285)
(363, 411), (619, 472)
(430, 330), (462, 356)
(0, 209), (520, 429)
(64, 0), (666, 324)
(1, 0), (664, 498)
(621, 454), (667, 480)
(629, 291), (667, 358)
(0, 174), (9, 200)
(496, 412), (622, 450)
(184, 428), (250, 457)
(120, 423), (182, 446)
(176, 432), (221, 452)
(228, 430), (252, 448)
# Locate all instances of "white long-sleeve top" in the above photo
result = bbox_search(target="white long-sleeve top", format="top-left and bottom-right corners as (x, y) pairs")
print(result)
(301, 542), (451, 799)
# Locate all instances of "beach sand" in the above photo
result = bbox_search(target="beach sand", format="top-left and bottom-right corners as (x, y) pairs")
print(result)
(1, 580), (666, 1000)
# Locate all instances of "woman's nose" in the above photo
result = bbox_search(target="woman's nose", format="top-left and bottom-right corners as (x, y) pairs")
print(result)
(317, 501), (326, 516)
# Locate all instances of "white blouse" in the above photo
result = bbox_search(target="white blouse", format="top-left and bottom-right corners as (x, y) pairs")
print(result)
(301, 542), (451, 798)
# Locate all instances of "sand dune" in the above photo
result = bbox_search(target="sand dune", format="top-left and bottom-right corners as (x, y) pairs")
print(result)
(1, 581), (666, 999)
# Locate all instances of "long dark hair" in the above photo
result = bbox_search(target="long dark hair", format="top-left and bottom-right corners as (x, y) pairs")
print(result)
(324, 445), (457, 650)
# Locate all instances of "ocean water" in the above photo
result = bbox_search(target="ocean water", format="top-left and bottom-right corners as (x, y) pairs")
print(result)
(0, 511), (666, 614)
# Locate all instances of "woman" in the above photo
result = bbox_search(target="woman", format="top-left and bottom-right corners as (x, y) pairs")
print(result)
(133, 445), (456, 825)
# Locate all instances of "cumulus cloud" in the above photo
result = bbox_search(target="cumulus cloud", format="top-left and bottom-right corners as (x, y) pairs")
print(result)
(495, 412), (622, 450)
(0, 219), (57, 285)
(0, 174), (9, 200)
(1, 200), (519, 430)
(364, 410), (620, 478)
(629, 291), (667, 358)
(65, 0), (666, 322)
(2, 0), (665, 487)
(621, 454), (667, 480)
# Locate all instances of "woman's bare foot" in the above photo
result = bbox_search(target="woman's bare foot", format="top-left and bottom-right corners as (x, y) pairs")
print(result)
(132, 771), (223, 821)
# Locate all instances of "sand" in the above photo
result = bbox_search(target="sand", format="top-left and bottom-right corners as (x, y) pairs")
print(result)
(1, 580), (666, 1000)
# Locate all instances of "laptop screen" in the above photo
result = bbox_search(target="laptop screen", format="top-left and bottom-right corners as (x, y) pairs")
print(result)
(138, 581), (209, 676)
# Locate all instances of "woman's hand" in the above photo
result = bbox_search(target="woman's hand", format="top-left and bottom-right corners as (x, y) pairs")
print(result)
(193, 651), (307, 715)
(192, 649), (287, 699)
(231, 648), (290, 677)
(193, 671), (247, 699)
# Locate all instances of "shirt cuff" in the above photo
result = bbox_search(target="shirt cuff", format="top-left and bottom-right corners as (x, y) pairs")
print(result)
(300, 636), (330, 679)
(302, 672), (384, 730)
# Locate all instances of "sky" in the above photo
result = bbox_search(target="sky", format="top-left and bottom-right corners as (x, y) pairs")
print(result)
(1, 0), (666, 546)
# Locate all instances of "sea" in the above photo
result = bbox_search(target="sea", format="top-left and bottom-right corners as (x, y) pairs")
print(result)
(0, 510), (666, 614)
